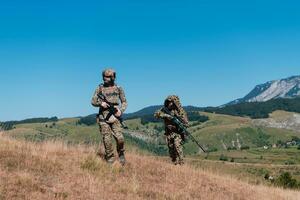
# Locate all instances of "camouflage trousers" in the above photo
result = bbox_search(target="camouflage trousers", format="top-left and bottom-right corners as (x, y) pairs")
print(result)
(166, 132), (184, 165)
(98, 120), (125, 160)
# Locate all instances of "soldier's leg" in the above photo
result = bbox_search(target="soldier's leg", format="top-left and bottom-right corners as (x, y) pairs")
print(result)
(99, 122), (115, 162)
(111, 121), (125, 164)
(166, 135), (177, 164)
(174, 135), (184, 165)
(96, 139), (105, 159)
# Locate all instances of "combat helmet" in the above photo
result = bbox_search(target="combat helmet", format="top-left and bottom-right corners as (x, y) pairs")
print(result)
(102, 68), (116, 80)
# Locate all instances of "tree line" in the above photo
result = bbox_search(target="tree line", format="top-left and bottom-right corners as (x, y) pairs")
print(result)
(204, 97), (300, 118)
(0, 117), (58, 131)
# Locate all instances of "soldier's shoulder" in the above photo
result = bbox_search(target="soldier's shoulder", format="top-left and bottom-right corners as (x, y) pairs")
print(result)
(115, 85), (125, 91)
(96, 84), (104, 90)
(93, 84), (104, 94)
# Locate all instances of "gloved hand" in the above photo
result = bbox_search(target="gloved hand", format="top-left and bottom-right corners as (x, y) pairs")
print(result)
(101, 102), (109, 109)
(114, 106), (122, 117)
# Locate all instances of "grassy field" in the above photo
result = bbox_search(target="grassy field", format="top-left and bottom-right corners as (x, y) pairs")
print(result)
(0, 133), (299, 200)
(6, 111), (300, 150)
(3, 110), (300, 191)
(187, 147), (300, 185)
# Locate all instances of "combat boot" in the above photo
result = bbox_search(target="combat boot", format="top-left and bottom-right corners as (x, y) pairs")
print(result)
(105, 154), (115, 164)
(119, 153), (126, 166)
(178, 159), (184, 165)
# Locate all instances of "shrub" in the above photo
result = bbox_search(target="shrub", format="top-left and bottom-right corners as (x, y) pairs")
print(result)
(275, 172), (299, 189)
(284, 160), (295, 165)
(208, 147), (218, 152)
(227, 147), (237, 151)
(264, 173), (270, 180)
(240, 146), (250, 150)
(219, 154), (228, 161)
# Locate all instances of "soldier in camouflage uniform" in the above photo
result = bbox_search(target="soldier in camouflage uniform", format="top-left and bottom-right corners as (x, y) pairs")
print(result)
(154, 95), (189, 165)
(91, 68), (128, 165)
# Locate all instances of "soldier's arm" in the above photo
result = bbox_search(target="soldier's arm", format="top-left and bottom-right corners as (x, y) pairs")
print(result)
(119, 86), (128, 113)
(154, 109), (172, 119)
(91, 86), (103, 107)
(181, 110), (189, 127)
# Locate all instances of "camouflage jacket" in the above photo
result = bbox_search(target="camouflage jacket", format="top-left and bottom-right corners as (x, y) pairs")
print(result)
(91, 84), (127, 121)
(154, 107), (189, 134)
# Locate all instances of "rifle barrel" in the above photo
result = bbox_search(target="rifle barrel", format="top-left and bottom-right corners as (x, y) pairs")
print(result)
(162, 107), (206, 153)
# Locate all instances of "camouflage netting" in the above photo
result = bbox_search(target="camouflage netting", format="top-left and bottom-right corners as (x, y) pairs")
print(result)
(164, 95), (188, 124)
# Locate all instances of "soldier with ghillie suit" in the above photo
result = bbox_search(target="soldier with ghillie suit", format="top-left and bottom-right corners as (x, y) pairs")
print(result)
(154, 95), (189, 165)
(91, 68), (127, 165)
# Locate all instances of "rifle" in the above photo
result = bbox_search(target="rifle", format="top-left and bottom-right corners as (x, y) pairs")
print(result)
(161, 107), (206, 153)
(97, 93), (128, 129)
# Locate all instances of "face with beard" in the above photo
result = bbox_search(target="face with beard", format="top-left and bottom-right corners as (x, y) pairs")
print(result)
(103, 75), (114, 86)
(102, 69), (116, 86)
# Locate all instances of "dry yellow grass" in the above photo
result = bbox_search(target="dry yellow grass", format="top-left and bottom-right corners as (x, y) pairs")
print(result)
(0, 132), (299, 200)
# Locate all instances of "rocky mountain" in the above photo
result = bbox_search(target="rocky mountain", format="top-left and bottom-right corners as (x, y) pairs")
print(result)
(252, 110), (300, 133)
(228, 75), (300, 105)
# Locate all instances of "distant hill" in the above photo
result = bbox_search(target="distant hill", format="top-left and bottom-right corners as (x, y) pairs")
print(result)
(0, 117), (58, 130)
(7, 109), (300, 155)
(228, 75), (300, 105)
(78, 105), (205, 126)
(124, 105), (204, 119)
(124, 105), (162, 119)
(76, 106), (164, 126)
(81, 96), (300, 125)
(205, 97), (300, 119)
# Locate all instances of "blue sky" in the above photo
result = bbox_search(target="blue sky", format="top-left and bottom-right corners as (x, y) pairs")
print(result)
(0, 0), (300, 121)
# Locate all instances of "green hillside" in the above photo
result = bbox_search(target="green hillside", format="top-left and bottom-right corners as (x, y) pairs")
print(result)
(5, 110), (300, 158)
(189, 112), (299, 152)
(3, 110), (300, 188)
(205, 97), (300, 118)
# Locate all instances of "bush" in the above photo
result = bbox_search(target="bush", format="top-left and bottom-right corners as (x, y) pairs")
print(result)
(208, 147), (218, 152)
(187, 112), (209, 122)
(264, 173), (270, 180)
(276, 140), (284, 147)
(0, 122), (14, 130)
(78, 114), (97, 126)
(284, 160), (295, 165)
(219, 154), (228, 161)
(275, 172), (299, 189)
(227, 147), (237, 151)
(291, 136), (300, 143)
(240, 146), (250, 150)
